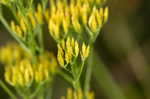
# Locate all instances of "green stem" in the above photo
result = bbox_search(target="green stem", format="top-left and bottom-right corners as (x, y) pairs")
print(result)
(0, 81), (17, 99)
(76, 62), (85, 82)
(73, 80), (81, 91)
(84, 47), (93, 96)
(72, 62), (85, 91)
(58, 69), (74, 85)
(30, 83), (44, 99)
(45, 82), (53, 99)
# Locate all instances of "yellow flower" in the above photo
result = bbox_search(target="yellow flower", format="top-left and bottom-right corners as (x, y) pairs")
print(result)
(57, 44), (65, 67)
(49, 19), (60, 40)
(81, 4), (90, 25)
(88, 7), (99, 33)
(47, 0), (108, 41)
(28, 11), (36, 28)
(20, 17), (27, 33)
(35, 4), (43, 24)
(4, 59), (34, 86)
(44, 9), (50, 22)
(81, 43), (90, 61)
(72, 16), (82, 33)
(4, 50), (57, 86)
(57, 37), (80, 66)
(0, 43), (24, 65)
(63, 15), (70, 34)
(35, 52), (58, 83)
(57, 37), (90, 67)
(61, 88), (95, 99)
(104, 7), (109, 24)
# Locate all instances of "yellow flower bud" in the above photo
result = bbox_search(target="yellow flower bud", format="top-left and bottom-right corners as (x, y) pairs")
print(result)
(88, 8), (98, 33)
(4, 66), (13, 85)
(88, 92), (95, 99)
(96, 8), (103, 27)
(20, 18), (27, 33)
(63, 17), (70, 34)
(10, 21), (16, 32)
(72, 16), (81, 33)
(49, 19), (60, 39)
(44, 9), (50, 22)
(81, 43), (90, 60)
(57, 44), (65, 66)
(81, 4), (90, 25)
(78, 89), (83, 99)
(67, 88), (73, 99)
(61, 88), (95, 99)
(16, 25), (23, 38)
(65, 51), (72, 64)
(75, 41), (79, 57)
(28, 11), (36, 28)
(35, 4), (43, 24)
(104, 7), (109, 24)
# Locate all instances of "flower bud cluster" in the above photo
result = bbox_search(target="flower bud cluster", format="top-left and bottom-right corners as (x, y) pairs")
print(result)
(10, 4), (44, 39)
(4, 52), (57, 87)
(0, 43), (57, 87)
(46, 0), (108, 41)
(57, 37), (90, 67)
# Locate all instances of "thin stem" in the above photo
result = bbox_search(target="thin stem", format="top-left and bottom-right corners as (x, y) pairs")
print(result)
(72, 62), (85, 91)
(58, 69), (74, 85)
(0, 81), (17, 99)
(76, 62), (85, 82)
(45, 82), (53, 99)
(84, 47), (93, 96)
(73, 80), (81, 91)
(30, 83), (44, 99)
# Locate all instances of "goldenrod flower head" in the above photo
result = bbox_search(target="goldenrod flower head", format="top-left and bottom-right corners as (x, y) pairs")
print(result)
(35, 52), (58, 83)
(57, 37), (90, 67)
(4, 59), (34, 86)
(3, 49), (57, 86)
(46, 0), (108, 41)
(61, 88), (95, 99)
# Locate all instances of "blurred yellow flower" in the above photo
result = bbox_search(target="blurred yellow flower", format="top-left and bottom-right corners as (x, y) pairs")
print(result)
(61, 88), (95, 99)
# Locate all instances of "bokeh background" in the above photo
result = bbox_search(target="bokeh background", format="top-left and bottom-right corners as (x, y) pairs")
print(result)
(0, 0), (150, 99)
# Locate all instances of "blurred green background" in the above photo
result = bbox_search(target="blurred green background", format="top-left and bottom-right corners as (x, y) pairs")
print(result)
(0, 0), (150, 99)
